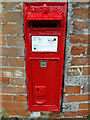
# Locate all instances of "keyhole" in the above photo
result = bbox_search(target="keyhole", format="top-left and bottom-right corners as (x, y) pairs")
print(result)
(37, 88), (39, 91)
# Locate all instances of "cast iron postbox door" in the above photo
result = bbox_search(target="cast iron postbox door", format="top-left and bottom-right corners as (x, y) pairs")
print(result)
(23, 2), (67, 111)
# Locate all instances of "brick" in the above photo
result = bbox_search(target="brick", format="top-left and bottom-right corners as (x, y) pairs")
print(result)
(65, 86), (80, 94)
(0, 101), (2, 108)
(4, 109), (17, 115)
(2, 68), (25, 77)
(49, 112), (62, 118)
(2, 2), (20, 10)
(16, 5), (22, 10)
(70, 35), (89, 44)
(74, 8), (88, 19)
(2, 86), (26, 94)
(82, 67), (90, 75)
(88, 95), (90, 100)
(89, 35), (90, 44)
(64, 95), (88, 103)
(74, 21), (88, 31)
(0, 25), (2, 34)
(41, 112), (46, 116)
(1, 57), (8, 66)
(1, 77), (10, 85)
(71, 57), (90, 66)
(64, 110), (89, 117)
(79, 103), (89, 109)
(13, 68), (25, 77)
(4, 109), (30, 116)
(0, 59), (1, 68)
(3, 11), (23, 23)
(13, 95), (27, 102)
(89, 103), (90, 108)
(9, 58), (24, 67)
(77, 2), (89, 4)
(0, 36), (6, 45)
(0, 69), (2, 77)
(0, 77), (2, 85)
(7, 36), (24, 47)
(0, 94), (1, 102)
(0, 14), (2, 24)
(11, 78), (25, 86)
(2, 24), (23, 34)
(82, 86), (85, 93)
(2, 102), (27, 109)
(87, 44), (90, 55)
(71, 46), (86, 55)
(2, 47), (24, 57)
(17, 109), (30, 116)
(2, 95), (12, 101)
(67, 67), (81, 76)
(0, 47), (2, 57)
(2, 68), (12, 77)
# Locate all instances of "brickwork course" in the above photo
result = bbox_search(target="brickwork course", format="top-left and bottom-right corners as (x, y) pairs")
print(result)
(0, 0), (89, 119)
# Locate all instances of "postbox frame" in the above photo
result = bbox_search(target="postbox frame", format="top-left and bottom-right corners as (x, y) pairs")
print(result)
(23, 2), (67, 111)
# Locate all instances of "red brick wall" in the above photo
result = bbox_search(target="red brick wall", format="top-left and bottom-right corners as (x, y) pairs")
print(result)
(1, 2), (30, 117)
(0, 1), (89, 119)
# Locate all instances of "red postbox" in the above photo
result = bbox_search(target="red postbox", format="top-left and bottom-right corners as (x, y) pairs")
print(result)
(23, 2), (67, 111)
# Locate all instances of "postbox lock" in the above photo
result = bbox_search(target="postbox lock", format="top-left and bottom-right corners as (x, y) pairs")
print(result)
(40, 61), (47, 68)
(37, 88), (39, 91)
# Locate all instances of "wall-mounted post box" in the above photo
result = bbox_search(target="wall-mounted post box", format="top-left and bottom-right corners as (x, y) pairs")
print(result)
(23, 2), (67, 111)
